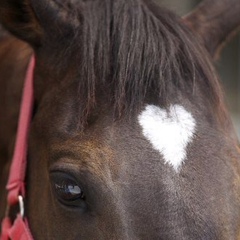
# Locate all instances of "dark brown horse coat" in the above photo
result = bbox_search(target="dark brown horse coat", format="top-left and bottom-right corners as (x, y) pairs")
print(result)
(0, 0), (240, 239)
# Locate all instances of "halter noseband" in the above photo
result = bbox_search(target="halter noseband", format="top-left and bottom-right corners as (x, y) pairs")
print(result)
(1, 57), (35, 240)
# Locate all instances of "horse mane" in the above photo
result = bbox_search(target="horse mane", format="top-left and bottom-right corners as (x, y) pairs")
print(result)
(50, 0), (225, 126)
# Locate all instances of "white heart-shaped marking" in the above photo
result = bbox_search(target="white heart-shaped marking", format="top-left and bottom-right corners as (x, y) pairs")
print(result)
(138, 104), (196, 172)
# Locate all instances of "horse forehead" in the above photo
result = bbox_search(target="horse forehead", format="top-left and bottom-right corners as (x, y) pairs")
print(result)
(137, 104), (196, 172)
(69, 104), (197, 176)
(42, 93), (196, 175)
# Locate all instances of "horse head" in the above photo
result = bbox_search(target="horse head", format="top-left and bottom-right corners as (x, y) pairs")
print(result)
(0, 0), (240, 239)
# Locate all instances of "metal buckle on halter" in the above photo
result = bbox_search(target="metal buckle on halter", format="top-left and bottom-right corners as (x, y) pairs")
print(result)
(4, 195), (25, 219)
(18, 195), (25, 218)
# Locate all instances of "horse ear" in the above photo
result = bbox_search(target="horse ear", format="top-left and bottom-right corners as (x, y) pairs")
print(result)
(0, 0), (81, 47)
(182, 0), (240, 59)
(0, 0), (43, 46)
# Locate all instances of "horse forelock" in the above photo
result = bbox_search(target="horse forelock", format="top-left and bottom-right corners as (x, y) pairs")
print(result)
(36, 0), (227, 129)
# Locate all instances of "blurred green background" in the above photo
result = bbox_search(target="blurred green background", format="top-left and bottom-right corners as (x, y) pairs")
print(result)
(157, 0), (240, 138)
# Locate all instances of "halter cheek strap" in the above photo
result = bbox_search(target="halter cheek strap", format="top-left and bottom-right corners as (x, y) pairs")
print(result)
(1, 57), (35, 240)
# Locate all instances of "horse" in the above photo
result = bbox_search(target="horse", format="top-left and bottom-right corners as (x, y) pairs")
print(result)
(0, 0), (240, 239)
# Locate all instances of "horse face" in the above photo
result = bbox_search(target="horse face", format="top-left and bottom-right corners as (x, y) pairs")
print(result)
(1, 0), (240, 239)
(24, 77), (240, 239)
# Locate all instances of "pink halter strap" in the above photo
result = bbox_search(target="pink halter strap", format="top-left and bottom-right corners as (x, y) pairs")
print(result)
(1, 57), (35, 240)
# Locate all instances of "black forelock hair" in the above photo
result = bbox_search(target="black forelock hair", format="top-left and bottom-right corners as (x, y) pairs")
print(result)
(49, 0), (225, 126)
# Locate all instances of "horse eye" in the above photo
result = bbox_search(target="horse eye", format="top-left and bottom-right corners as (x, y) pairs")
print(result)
(54, 181), (84, 201)
(50, 172), (85, 206)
